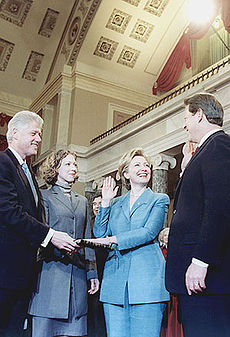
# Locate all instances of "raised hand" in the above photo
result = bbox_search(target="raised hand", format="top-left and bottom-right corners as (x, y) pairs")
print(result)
(101, 176), (119, 207)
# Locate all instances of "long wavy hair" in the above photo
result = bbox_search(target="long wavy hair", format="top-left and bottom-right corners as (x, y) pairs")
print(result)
(42, 149), (78, 185)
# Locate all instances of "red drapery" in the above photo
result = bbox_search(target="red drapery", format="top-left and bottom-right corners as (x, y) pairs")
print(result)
(153, 0), (229, 95)
(0, 112), (11, 127)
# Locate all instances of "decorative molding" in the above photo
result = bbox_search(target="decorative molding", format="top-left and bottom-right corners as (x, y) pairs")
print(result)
(0, 90), (31, 115)
(22, 51), (44, 82)
(130, 19), (154, 43)
(0, 0), (33, 26)
(68, 16), (81, 45)
(122, 0), (141, 6)
(38, 8), (59, 38)
(0, 37), (14, 71)
(94, 36), (119, 61)
(72, 71), (154, 107)
(117, 45), (140, 68)
(144, 0), (169, 17)
(67, 0), (102, 66)
(106, 9), (132, 34)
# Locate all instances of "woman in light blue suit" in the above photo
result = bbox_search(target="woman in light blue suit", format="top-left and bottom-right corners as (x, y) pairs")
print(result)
(91, 148), (170, 337)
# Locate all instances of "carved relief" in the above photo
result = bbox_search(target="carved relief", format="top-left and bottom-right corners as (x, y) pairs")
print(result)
(117, 45), (140, 68)
(94, 36), (118, 61)
(0, 0), (33, 26)
(106, 9), (132, 34)
(122, 0), (141, 7)
(144, 0), (169, 16)
(130, 19), (154, 42)
(22, 51), (44, 81)
(0, 38), (14, 71)
(68, 16), (81, 45)
(67, 0), (102, 66)
(38, 8), (59, 38)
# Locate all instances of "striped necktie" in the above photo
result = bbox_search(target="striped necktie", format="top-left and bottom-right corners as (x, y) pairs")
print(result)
(21, 162), (38, 206)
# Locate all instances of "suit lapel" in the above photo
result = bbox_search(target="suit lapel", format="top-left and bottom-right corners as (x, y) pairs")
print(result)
(120, 193), (130, 221)
(51, 185), (73, 213)
(130, 188), (149, 217)
(174, 131), (224, 206)
(71, 192), (80, 212)
(6, 148), (37, 208)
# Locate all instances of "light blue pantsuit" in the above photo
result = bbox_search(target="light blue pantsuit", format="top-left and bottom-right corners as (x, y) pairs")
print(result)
(103, 287), (166, 337)
(94, 188), (170, 337)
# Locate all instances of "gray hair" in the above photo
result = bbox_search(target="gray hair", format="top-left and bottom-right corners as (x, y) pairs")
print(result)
(6, 110), (43, 143)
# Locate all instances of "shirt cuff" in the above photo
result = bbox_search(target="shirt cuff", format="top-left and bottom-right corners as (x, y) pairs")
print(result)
(41, 228), (55, 247)
(192, 257), (209, 268)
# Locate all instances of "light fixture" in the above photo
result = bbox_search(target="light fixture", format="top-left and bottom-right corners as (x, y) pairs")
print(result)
(186, 0), (216, 25)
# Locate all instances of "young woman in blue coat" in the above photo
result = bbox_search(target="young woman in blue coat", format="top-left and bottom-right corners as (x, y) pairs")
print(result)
(91, 148), (170, 337)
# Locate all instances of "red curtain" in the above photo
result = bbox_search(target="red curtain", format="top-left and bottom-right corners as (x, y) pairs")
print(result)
(222, 0), (230, 33)
(152, 0), (230, 95)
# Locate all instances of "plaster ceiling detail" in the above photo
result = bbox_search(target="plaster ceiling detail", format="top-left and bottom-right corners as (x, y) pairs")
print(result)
(106, 9), (132, 34)
(117, 45), (140, 68)
(0, 37), (14, 71)
(0, 0), (189, 101)
(94, 36), (119, 60)
(130, 19), (154, 43)
(38, 8), (59, 38)
(66, 0), (102, 67)
(122, 0), (141, 7)
(22, 51), (44, 81)
(144, 0), (169, 17)
(0, 0), (32, 27)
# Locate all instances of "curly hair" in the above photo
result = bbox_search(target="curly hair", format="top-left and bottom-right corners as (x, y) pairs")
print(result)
(42, 149), (78, 185)
(118, 148), (151, 189)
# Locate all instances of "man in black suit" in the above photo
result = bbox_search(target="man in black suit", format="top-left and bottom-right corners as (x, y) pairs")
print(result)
(0, 110), (78, 336)
(166, 93), (230, 337)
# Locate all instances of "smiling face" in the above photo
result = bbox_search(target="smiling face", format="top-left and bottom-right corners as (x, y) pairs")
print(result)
(12, 121), (42, 159)
(124, 155), (151, 188)
(57, 154), (78, 184)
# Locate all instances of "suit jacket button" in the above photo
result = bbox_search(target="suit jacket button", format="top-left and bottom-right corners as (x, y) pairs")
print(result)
(173, 209), (176, 214)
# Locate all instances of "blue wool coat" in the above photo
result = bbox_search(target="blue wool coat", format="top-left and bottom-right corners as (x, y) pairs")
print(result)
(94, 188), (170, 305)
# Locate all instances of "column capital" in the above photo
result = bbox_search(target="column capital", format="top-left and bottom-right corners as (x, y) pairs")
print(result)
(92, 178), (104, 191)
(151, 153), (176, 171)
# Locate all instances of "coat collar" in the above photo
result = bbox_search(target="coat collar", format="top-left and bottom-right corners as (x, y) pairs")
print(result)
(50, 185), (79, 213)
(120, 187), (151, 220)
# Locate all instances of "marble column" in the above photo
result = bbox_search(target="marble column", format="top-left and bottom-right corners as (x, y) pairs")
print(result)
(151, 154), (176, 193)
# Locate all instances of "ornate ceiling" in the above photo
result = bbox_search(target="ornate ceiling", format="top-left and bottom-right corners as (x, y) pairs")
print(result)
(0, 0), (189, 101)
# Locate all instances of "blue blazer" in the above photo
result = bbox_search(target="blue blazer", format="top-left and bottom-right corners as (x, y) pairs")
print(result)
(94, 188), (170, 305)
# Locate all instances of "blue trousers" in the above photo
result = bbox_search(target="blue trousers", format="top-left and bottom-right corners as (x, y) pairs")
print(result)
(103, 293), (166, 337)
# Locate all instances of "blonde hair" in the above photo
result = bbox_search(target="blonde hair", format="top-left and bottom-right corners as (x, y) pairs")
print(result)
(118, 148), (150, 189)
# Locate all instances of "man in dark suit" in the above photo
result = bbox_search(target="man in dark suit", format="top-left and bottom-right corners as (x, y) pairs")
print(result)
(0, 110), (78, 336)
(166, 93), (230, 337)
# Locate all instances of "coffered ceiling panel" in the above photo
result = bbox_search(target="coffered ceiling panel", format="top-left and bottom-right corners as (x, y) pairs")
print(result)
(0, 0), (189, 101)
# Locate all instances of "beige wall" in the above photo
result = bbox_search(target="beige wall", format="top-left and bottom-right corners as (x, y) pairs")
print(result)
(70, 88), (144, 146)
